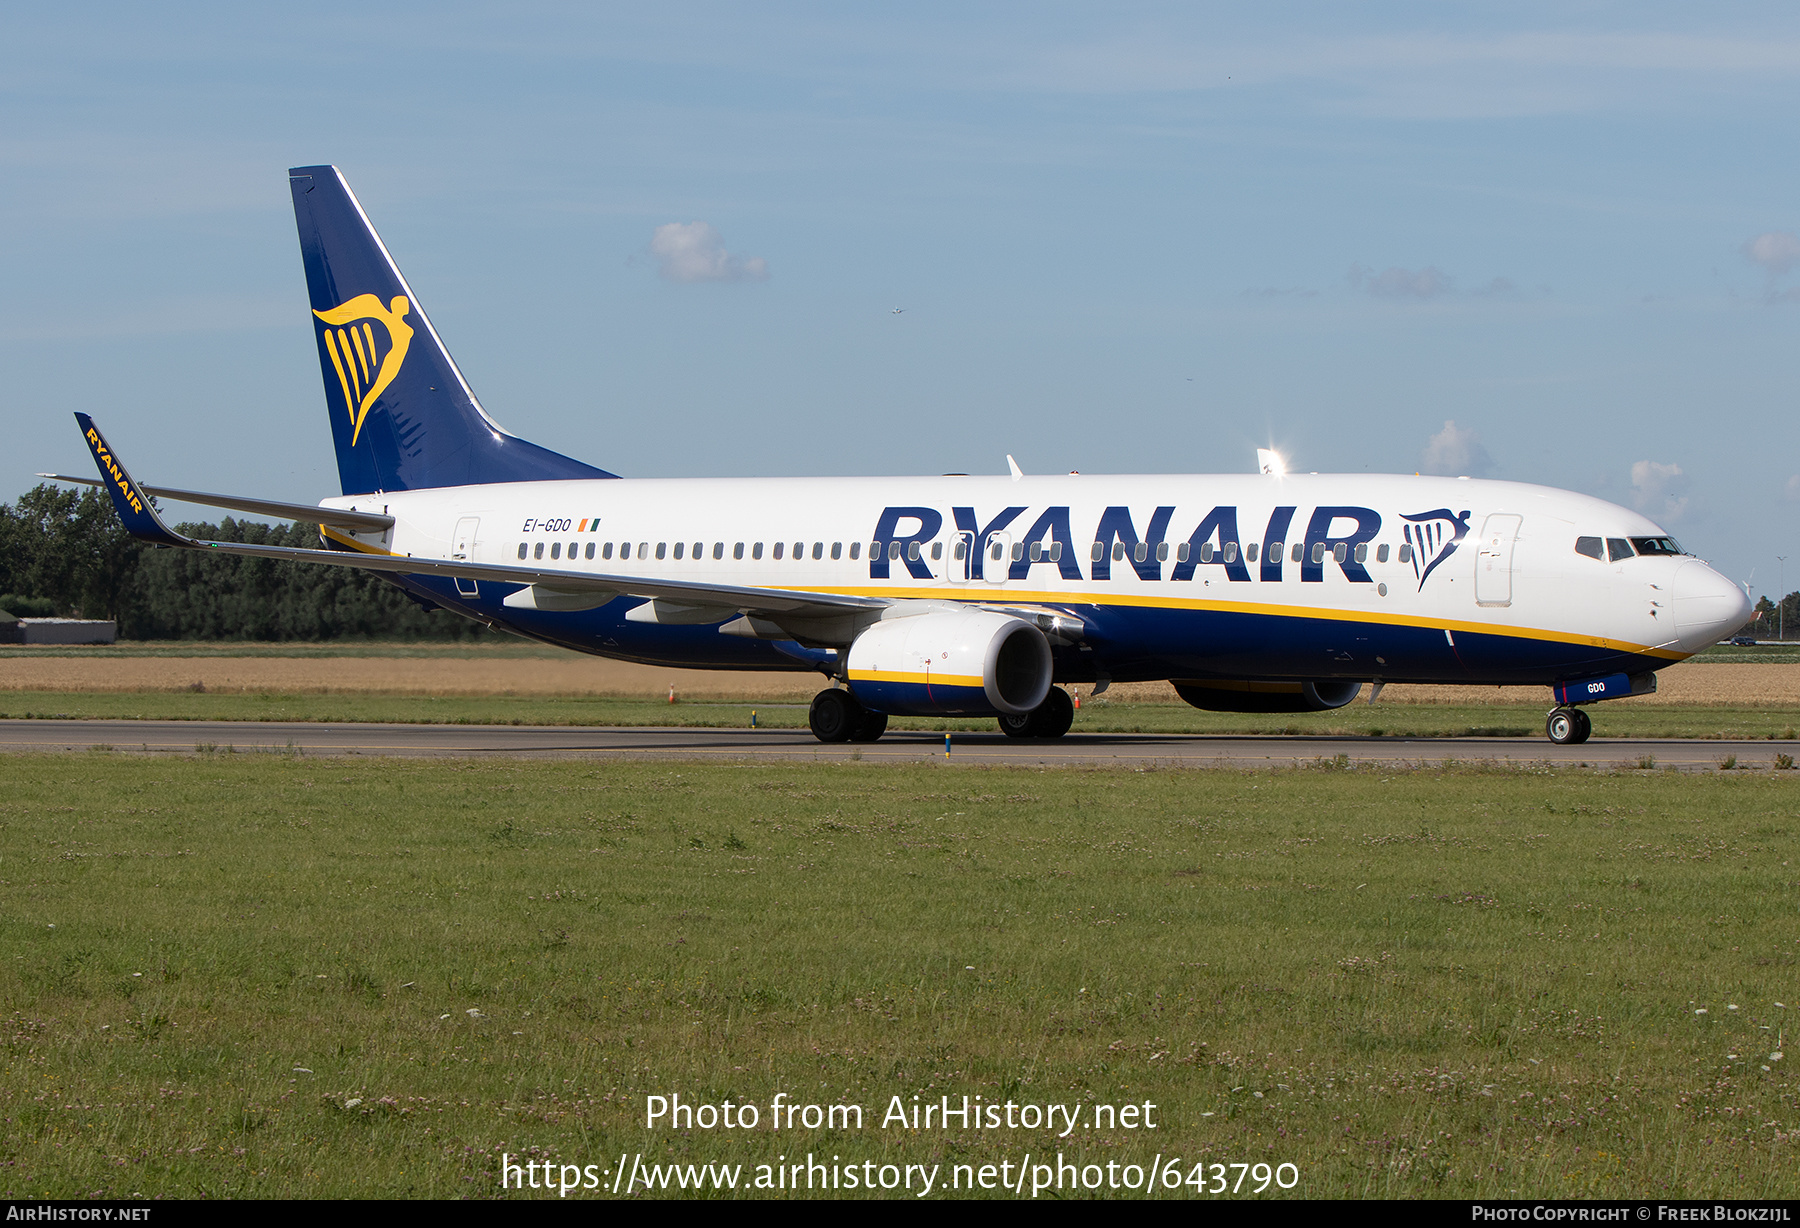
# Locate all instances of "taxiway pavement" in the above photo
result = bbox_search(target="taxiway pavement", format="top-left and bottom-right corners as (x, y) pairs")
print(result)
(0, 719), (1793, 771)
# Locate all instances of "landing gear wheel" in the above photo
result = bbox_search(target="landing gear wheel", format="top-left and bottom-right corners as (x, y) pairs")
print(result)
(1035, 687), (1074, 738)
(998, 710), (1039, 738)
(809, 689), (862, 743)
(1546, 707), (1588, 745)
(849, 710), (888, 743)
(997, 689), (1075, 739)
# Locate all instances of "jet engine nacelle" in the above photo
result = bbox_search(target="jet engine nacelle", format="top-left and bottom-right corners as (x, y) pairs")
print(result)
(847, 609), (1053, 717)
(1172, 679), (1363, 713)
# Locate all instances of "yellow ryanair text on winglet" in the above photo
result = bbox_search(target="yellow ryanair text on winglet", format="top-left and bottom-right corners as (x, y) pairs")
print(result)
(85, 426), (143, 515)
(313, 294), (415, 445)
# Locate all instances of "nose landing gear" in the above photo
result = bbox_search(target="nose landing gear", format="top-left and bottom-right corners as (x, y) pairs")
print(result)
(1545, 706), (1592, 745)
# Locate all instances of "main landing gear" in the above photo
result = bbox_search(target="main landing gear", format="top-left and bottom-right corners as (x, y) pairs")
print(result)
(997, 687), (1075, 739)
(1545, 706), (1592, 745)
(808, 688), (888, 744)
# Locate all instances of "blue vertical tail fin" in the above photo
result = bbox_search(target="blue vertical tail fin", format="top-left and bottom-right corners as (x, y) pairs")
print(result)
(289, 165), (615, 494)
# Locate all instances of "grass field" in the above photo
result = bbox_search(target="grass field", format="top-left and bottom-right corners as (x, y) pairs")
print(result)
(4, 753), (1798, 1199)
(6, 641), (1800, 742)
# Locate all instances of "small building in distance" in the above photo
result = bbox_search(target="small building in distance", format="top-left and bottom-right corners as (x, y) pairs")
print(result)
(0, 612), (117, 645)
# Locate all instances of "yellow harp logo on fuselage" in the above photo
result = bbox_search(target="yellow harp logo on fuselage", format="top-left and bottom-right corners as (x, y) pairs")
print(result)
(314, 294), (415, 445)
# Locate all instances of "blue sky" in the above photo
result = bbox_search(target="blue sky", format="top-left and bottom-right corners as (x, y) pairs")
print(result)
(6, 3), (1800, 594)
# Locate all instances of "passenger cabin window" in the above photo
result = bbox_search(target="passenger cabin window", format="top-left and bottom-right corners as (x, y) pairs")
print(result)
(550, 543), (561, 559)
(793, 542), (804, 558)
(929, 542), (941, 560)
(534, 542), (545, 560)
(1376, 543), (1389, 563)
(733, 542), (744, 559)
(909, 542), (922, 562)
(1312, 542), (1326, 564)
(850, 542), (861, 560)
(656, 542), (667, 560)
(953, 541), (966, 561)
(692, 542), (702, 558)
(1631, 536), (1684, 556)
(1156, 542), (1169, 562)
(832, 542), (843, 560)
(812, 542), (823, 560)
(517, 543), (527, 559)
(673, 542), (684, 559)
(752, 543), (763, 559)
(1333, 543), (1347, 563)
(1398, 544), (1413, 563)
(1353, 543), (1367, 564)
(586, 543), (595, 560)
(1292, 543), (1304, 563)
(638, 542), (648, 558)
(773, 542), (784, 560)
(1246, 543), (1258, 562)
(1575, 536), (1604, 560)
(1176, 542), (1190, 562)
(1607, 538), (1633, 562)
(1223, 542), (1238, 563)
(713, 543), (723, 560)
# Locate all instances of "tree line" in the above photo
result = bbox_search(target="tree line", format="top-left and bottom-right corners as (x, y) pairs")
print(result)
(0, 484), (492, 640)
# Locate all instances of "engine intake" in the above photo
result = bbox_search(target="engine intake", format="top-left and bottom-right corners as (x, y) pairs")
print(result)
(847, 609), (1053, 716)
(1172, 679), (1363, 713)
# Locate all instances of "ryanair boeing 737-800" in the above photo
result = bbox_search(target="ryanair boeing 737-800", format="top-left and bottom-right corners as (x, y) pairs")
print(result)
(53, 165), (1752, 745)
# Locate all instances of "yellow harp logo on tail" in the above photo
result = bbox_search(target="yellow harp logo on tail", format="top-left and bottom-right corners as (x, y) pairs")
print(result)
(314, 294), (415, 445)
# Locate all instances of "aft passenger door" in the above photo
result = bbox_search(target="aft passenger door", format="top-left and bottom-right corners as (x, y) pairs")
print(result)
(1474, 513), (1521, 607)
(452, 516), (480, 598)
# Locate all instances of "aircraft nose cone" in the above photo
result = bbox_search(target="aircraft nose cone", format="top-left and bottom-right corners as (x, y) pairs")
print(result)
(1673, 561), (1752, 653)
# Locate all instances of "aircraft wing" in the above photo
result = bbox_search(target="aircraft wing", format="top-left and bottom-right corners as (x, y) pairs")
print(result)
(35, 472), (394, 532)
(74, 414), (884, 619)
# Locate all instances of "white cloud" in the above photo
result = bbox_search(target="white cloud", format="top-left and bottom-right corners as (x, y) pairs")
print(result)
(1785, 474), (1800, 502)
(649, 222), (768, 283)
(1631, 460), (1689, 523)
(1744, 231), (1800, 275)
(1350, 264), (1453, 299)
(1421, 420), (1495, 477)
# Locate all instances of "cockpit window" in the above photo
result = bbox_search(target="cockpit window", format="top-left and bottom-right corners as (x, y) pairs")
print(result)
(1629, 536), (1684, 556)
(1606, 537), (1634, 562)
(1575, 536), (1604, 560)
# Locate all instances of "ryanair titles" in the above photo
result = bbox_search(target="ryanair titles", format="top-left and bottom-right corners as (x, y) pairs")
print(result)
(869, 505), (1470, 589)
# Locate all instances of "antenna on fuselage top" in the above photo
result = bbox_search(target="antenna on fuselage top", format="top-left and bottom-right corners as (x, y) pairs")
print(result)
(1257, 448), (1286, 476)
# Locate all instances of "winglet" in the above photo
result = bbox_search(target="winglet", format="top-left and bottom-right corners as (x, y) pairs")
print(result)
(74, 414), (192, 547)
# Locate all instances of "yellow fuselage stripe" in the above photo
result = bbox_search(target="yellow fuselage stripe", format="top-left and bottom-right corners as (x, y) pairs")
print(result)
(779, 584), (1687, 660)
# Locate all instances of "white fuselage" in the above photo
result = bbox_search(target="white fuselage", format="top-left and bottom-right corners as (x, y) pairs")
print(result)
(319, 471), (1748, 688)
